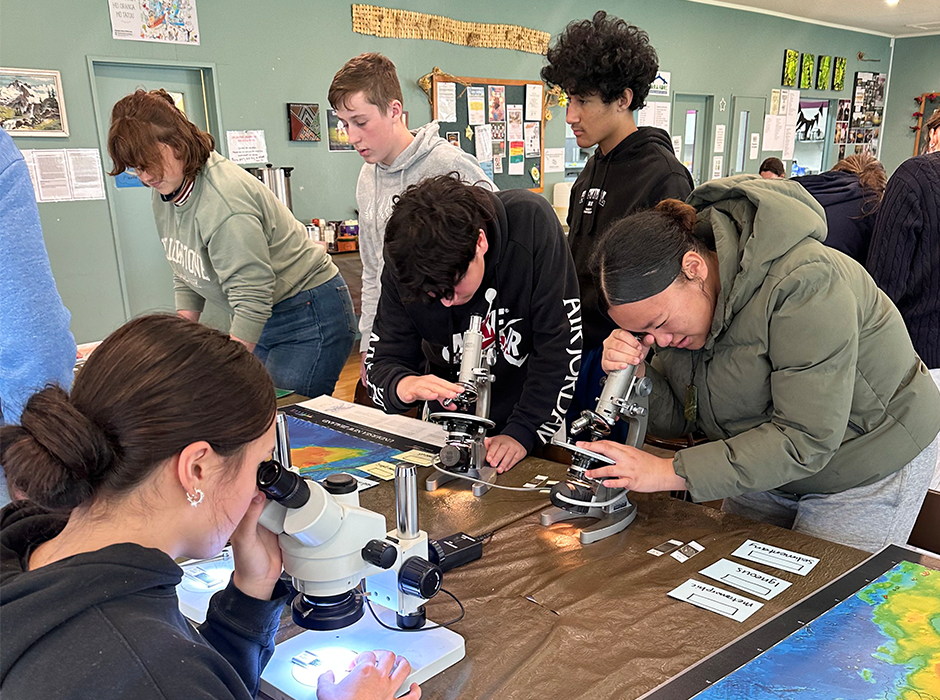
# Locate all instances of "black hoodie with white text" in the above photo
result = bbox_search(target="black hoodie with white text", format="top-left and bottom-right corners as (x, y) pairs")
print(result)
(366, 189), (582, 454)
(569, 126), (694, 350)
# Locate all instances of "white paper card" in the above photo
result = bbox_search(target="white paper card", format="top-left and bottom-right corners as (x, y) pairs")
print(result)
(713, 124), (725, 153)
(731, 540), (819, 576)
(544, 147), (565, 173)
(711, 155), (723, 180)
(66, 149), (106, 200)
(474, 124), (492, 163)
(671, 136), (682, 159)
(467, 87), (486, 126)
(749, 133), (760, 160)
(668, 579), (764, 622)
(649, 71), (670, 97)
(524, 122), (540, 158)
(33, 149), (72, 202)
(653, 102), (671, 131)
(698, 558), (792, 600)
(226, 130), (268, 164)
(507, 105), (524, 141)
(436, 82), (457, 122)
(525, 83), (543, 122)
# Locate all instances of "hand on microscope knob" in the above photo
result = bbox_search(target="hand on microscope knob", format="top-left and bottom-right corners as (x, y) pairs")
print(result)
(601, 330), (653, 374)
(484, 434), (526, 472)
(316, 650), (421, 700)
(578, 440), (688, 492)
(396, 374), (463, 408)
(230, 491), (284, 601)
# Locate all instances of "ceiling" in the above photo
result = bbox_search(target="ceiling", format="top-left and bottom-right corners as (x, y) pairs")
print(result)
(686, 0), (940, 37)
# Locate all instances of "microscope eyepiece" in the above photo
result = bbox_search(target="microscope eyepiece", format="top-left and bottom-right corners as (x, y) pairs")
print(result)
(258, 459), (310, 509)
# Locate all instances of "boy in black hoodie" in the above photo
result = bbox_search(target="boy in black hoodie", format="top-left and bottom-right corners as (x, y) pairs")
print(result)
(542, 12), (693, 429)
(366, 175), (581, 472)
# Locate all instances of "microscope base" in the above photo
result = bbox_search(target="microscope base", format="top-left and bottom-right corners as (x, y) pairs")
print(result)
(259, 604), (465, 700)
(425, 465), (498, 497)
(539, 501), (638, 545)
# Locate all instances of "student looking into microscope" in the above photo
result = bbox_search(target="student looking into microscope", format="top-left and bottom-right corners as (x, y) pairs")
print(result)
(366, 174), (581, 473)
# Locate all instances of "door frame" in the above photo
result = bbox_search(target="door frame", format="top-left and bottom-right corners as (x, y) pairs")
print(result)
(729, 95), (767, 176)
(86, 56), (224, 320)
(672, 93), (714, 186)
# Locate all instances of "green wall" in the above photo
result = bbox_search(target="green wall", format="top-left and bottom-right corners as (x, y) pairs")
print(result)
(881, 34), (940, 174)
(1, 0), (893, 342)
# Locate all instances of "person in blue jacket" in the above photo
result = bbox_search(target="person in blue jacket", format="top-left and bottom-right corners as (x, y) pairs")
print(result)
(0, 129), (76, 506)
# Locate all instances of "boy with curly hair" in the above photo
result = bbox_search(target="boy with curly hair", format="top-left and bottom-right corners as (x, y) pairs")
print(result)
(541, 12), (693, 431)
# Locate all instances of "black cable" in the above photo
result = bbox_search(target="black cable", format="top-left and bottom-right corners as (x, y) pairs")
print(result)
(364, 587), (465, 632)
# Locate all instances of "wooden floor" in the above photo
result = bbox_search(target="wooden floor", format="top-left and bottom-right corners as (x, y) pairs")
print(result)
(331, 348), (361, 403)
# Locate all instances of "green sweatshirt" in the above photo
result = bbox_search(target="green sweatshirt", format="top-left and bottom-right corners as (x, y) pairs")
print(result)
(646, 175), (940, 502)
(152, 152), (338, 343)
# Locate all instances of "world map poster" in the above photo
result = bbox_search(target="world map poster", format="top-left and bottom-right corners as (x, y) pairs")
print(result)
(693, 560), (940, 699)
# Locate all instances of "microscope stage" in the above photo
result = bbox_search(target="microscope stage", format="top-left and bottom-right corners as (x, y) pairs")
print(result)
(259, 606), (465, 700)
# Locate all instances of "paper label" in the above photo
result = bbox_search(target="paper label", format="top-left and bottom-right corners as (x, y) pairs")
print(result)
(671, 540), (704, 563)
(648, 539), (684, 557)
(731, 540), (820, 576)
(698, 558), (792, 600)
(668, 579), (764, 622)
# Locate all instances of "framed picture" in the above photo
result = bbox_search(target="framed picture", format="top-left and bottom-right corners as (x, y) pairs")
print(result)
(832, 57), (847, 91)
(781, 49), (800, 88)
(0, 67), (68, 137)
(287, 103), (321, 142)
(816, 56), (832, 91)
(326, 109), (355, 152)
(799, 53), (815, 90)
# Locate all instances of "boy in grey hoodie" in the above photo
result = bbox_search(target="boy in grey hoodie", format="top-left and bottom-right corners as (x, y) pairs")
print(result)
(330, 53), (494, 387)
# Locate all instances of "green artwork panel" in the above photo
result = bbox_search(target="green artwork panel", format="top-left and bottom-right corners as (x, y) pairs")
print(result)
(800, 53), (815, 90)
(816, 55), (832, 91)
(833, 56), (847, 91)
(782, 48), (800, 87)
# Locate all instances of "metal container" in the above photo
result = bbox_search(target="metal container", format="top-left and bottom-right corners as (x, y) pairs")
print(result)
(246, 164), (294, 212)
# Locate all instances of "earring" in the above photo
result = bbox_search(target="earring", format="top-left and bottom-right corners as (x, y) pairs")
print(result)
(187, 488), (205, 507)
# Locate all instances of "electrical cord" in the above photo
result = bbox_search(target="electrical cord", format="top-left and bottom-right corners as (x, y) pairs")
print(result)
(364, 587), (465, 631)
(551, 490), (628, 509)
(430, 460), (552, 493)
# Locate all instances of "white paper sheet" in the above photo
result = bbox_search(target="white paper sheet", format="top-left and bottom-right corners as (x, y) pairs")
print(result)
(109, 0), (199, 45)
(731, 539), (820, 576)
(698, 559), (792, 600)
(749, 133), (760, 160)
(66, 149), (106, 200)
(299, 396), (445, 448)
(474, 124), (493, 164)
(544, 147), (565, 173)
(525, 83), (543, 122)
(524, 122), (540, 158)
(507, 105), (523, 141)
(668, 579), (763, 622)
(649, 71), (670, 97)
(671, 136), (682, 159)
(713, 124), (725, 153)
(785, 89), (800, 126)
(436, 82), (457, 122)
(226, 130), (268, 164)
(18, 149), (41, 201)
(783, 125), (797, 161)
(636, 106), (652, 127)
(711, 155), (723, 180)
(467, 86), (486, 126)
(653, 102), (671, 131)
(508, 141), (524, 175)
(762, 115), (786, 152)
(770, 89), (781, 116)
(33, 149), (72, 202)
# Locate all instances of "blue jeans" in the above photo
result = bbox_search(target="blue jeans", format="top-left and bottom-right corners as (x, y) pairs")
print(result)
(253, 273), (356, 398)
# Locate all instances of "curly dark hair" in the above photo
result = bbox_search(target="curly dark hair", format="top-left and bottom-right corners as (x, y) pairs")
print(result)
(541, 11), (659, 109)
(385, 174), (495, 304)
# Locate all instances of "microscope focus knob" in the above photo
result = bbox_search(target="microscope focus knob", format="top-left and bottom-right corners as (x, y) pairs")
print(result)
(362, 539), (398, 569)
(398, 557), (443, 600)
(440, 444), (468, 470)
(323, 473), (357, 495)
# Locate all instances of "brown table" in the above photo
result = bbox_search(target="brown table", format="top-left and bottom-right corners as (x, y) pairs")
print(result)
(266, 454), (869, 700)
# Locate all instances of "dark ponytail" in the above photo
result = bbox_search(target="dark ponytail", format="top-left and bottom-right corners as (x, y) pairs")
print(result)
(1, 315), (276, 511)
(592, 199), (713, 307)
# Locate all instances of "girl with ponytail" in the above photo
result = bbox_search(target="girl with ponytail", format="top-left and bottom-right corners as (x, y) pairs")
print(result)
(580, 176), (940, 552)
(0, 314), (418, 700)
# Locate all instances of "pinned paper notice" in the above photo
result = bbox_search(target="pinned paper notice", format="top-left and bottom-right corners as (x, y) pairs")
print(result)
(668, 579), (763, 622)
(544, 147), (565, 173)
(467, 86), (486, 126)
(525, 83), (543, 122)
(731, 540), (820, 576)
(698, 559), (792, 600)
(436, 81), (457, 122)
(671, 136), (682, 159)
(226, 130), (268, 164)
(713, 124), (725, 153)
(749, 133), (760, 160)
(711, 155), (723, 180)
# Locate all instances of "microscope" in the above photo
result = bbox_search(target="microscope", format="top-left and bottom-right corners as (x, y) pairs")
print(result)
(176, 413), (465, 698)
(540, 362), (651, 544)
(426, 309), (498, 497)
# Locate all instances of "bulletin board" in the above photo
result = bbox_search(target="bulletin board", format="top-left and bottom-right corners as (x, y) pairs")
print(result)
(914, 91), (940, 156)
(432, 74), (545, 193)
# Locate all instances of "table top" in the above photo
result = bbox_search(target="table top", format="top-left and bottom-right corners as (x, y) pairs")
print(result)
(267, 454), (869, 700)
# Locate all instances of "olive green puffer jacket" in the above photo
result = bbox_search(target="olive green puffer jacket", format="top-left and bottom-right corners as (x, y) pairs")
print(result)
(646, 175), (940, 502)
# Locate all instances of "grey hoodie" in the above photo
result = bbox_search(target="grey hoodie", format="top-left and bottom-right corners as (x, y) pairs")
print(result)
(355, 121), (495, 352)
